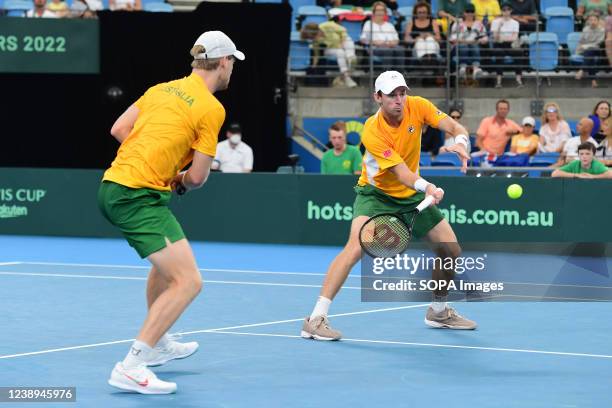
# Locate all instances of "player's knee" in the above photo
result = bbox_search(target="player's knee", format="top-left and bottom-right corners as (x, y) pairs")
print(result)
(175, 270), (202, 297)
(434, 242), (462, 259)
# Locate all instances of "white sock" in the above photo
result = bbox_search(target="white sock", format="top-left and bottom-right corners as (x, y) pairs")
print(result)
(310, 296), (332, 320)
(123, 340), (154, 369)
(155, 334), (170, 349)
(431, 294), (447, 313)
(431, 301), (447, 313)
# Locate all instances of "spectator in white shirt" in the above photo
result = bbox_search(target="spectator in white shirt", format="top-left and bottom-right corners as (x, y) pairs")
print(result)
(212, 123), (254, 173)
(360, 2), (403, 70)
(538, 102), (572, 153)
(557, 117), (598, 165)
(490, 3), (523, 88)
(27, 0), (58, 17)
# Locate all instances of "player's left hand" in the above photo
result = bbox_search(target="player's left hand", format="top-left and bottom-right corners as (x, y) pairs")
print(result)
(425, 184), (444, 205)
(439, 143), (470, 173)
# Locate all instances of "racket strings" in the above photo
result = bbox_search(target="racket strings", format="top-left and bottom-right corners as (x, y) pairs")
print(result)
(360, 214), (412, 258)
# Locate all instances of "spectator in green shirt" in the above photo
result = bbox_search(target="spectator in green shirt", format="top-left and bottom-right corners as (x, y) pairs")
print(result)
(321, 121), (363, 174)
(552, 142), (612, 178)
(438, 0), (469, 24)
(576, 0), (612, 23)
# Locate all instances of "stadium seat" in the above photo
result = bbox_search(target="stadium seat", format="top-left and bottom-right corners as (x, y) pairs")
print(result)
(289, 47), (311, 73)
(566, 32), (584, 65)
(144, 2), (172, 11)
(3, 0), (30, 16)
(298, 5), (328, 26)
(397, 7), (413, 34)
(277, 165), (305, 173)
(530, 152), (559, 166)
(289, 36), (311, 71)
(539, 0), (567, 14)
(544, 7), (573, 45)
(338, 19), (364, 43)
(529, 32), (559, 71)
(419, 152), (432, 166)
(431, 153), (463, 166)
(396, 0), (417, 10)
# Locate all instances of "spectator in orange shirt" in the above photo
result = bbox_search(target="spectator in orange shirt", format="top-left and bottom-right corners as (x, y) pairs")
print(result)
(511, 116), (539, 155)
(476, 99), (522, 155)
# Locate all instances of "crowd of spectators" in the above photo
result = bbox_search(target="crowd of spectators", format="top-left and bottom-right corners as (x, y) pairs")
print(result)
(297, 0), (612, 88)
(20, 0), (154, 18)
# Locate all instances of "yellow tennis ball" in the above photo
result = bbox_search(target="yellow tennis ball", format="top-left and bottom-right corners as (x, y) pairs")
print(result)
(507, 184), (523, 199)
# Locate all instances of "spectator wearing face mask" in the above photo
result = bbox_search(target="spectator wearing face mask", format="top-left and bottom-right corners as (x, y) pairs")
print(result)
(212, 123), (254, 173)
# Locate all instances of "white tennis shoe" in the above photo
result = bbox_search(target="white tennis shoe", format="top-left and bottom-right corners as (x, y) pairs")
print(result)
(146, 334), (199, 367)
(108, 362), (177, 394)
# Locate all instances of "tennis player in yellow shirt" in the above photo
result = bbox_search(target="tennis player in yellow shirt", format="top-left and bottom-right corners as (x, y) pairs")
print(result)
(302, 71), (476, 341)
(98, 31), (244, 394)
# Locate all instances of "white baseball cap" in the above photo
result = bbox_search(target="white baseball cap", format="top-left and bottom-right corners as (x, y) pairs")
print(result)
(522, 116), (536, 126)
(193, 31), (245, 61)
(375, 71), (409, 94)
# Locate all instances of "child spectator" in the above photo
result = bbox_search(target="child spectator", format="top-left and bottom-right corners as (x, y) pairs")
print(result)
(511, 116), (539, 155)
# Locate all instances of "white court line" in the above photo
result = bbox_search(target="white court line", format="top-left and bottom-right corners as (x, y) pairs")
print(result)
(12, 261), (355, 279)
(207, 330), (612, 360)
(0, 304), (428, 360)
(187, 304), (429, 334)
(0, 271), (361, 290)
(0, 262), (21, 266)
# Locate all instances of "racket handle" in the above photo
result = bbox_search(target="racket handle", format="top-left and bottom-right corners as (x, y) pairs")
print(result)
(415, 195), (435, 213)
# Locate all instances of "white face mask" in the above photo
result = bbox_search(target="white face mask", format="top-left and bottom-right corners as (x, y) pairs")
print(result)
(229, 134), (241, 144)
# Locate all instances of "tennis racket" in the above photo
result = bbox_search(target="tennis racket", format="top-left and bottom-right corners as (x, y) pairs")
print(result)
(359, 195), (435, 258)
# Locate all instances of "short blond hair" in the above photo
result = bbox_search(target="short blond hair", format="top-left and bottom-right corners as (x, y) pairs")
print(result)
(190, 45), (222, 70)
(541, 102), (564, 124)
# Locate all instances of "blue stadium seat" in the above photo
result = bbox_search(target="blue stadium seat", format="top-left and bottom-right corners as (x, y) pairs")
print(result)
(144, 2), (172, 11)
(530, 152), (559, 166)
(539, 0), (567, 15)
(396, 0), (417, 10)
(291, 0), (315, 29)
(419, 152), (432, 166)
(298, 5), (328, 26)
(397, 6), (413, 34)
(431, 153), (462, 166)
(566, 32), (584, 64)
(339, 20), (364, 43)
(544, 7), (573, 45)
(529, 32), (559, 71)
(3, 0), (30, 16)
(289, 37), (311, 71)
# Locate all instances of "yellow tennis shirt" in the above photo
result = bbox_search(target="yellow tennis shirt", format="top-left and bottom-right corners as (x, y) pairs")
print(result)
(103, 73), (225, 191)
(358, 96), (447, 198)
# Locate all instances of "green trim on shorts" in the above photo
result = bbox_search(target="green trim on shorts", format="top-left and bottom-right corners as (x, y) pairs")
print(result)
(97, 181), (185, 258)
(352, 184), (444, 239)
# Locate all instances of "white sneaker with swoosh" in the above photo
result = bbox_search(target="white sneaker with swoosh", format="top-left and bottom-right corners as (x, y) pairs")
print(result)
(108, 362), (177, 394)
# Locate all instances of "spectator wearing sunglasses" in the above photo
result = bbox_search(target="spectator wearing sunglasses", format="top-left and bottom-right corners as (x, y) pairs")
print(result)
(441, 109), (468, 149)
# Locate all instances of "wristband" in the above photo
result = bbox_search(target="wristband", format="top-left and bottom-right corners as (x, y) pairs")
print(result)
(414, 178), (431, 193)
(455, 134), (469, 149)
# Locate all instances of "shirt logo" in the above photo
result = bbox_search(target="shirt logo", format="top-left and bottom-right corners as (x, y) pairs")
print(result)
(383, 149), (392, 158)
(436, 110), (443, 116)
(408, 125), (415, 133)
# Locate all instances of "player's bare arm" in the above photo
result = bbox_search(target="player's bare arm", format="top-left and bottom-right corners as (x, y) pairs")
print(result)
(436, 116), (470, 172)
(110, 104), (140, 143)
(171, 152), (214, 193)
(389, 162), (444, 205)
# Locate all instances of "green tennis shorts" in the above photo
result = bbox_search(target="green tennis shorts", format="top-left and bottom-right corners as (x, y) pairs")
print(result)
(353, 184), (444, 239)
(97, 181), (185, 258)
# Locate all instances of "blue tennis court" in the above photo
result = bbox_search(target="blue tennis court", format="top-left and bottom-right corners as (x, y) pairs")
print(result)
(1, 235), (610, 407)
